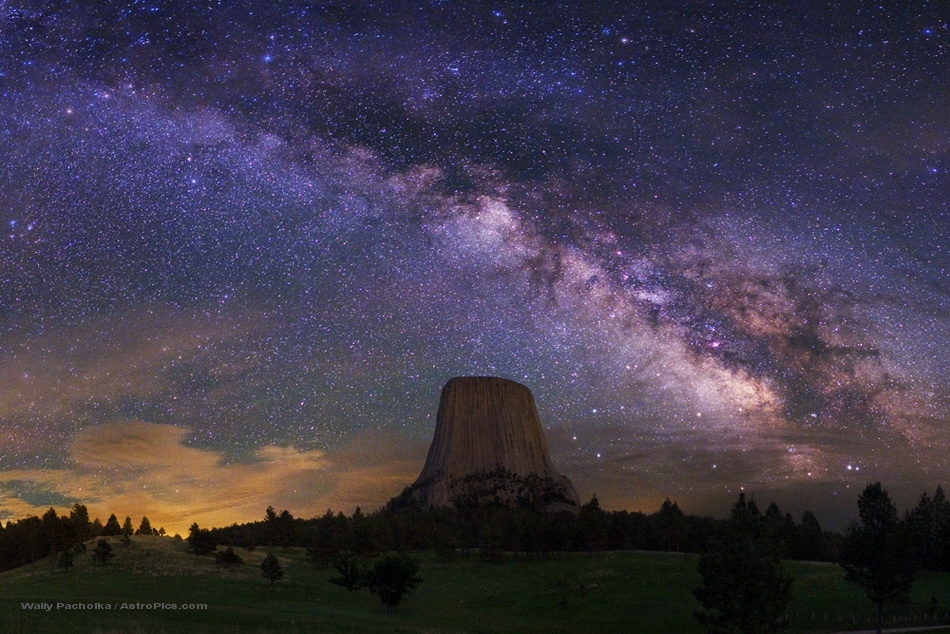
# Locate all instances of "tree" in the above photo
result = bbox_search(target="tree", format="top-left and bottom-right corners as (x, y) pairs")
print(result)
(906, 485), (950, 571)
(215, 546), (243, 569)
(840, 482), (917, 634)
(135, 516), (153, 536)
(306, 541), (336, 569)
(102, 514), (122, 536)
(91, 538), (114, 565)
(121, 516), (134, 537)
(42, 508), (68, 554)
(792, 511), (824, 561)
(693, 493), (793, 633)
(363, 553), (422, 614)
(328, 551), (366, 591)
(574, 495), (608, 552)
(57, 549), (74, 572)
(68, 504), (92, 543)
(187, 523), (216, 555)
(260, 552), (284, 585)
(653, 498), (687, 552)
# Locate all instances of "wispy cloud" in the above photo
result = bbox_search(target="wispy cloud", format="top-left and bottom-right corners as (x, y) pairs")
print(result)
(0, 421), (426, 535)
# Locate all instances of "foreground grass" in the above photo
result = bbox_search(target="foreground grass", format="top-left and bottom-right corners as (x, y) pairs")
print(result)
(1, 536), (949, 633)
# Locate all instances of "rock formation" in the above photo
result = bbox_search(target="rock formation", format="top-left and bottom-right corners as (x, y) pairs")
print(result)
(395, 376), (580, 511)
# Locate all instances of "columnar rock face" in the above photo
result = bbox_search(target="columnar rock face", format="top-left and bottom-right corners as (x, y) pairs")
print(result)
(400, 376), (580, 511)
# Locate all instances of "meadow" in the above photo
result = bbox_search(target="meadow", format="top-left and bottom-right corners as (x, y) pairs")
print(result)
(1, 535), (949, 633)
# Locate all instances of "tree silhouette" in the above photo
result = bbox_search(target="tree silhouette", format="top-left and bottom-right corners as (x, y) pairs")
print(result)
(694, 493), (793, 633)
(575, 495), (608, 553)
(840, 482), (917, 634)
(42, 508), (69, 554)
(68, 504), (92, 543)
(793, 511), (824, 561)
(328, 551), (366, 591)
(260, 552), (284, 585)
(91, 539), (114, 565)
(135, 516), (153, 536)
(906, 485), (950, 571)
(187, 522), (216, 555)
(363, 553), (421, 614)
(102, 514), (122, 536)
(653, 498), (687, 552)
(215, 546), (243, 569)
(57, 549), (74, 572)
(121, 516), (134, 537)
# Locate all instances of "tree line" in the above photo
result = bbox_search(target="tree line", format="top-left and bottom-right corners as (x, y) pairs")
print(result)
(0, 484), (946, 580)
(203, 496), (844, 565)
(199, 486), (949, 574)
(0, 505), (164, 572)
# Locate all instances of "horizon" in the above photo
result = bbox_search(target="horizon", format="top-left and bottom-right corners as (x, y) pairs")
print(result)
(0, 2), (947, 538)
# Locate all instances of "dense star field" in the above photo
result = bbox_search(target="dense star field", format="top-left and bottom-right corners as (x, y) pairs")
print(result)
(0, 1), (947, 533)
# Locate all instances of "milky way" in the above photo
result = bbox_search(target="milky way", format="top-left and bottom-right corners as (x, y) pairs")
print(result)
(0, 1), (947, 532)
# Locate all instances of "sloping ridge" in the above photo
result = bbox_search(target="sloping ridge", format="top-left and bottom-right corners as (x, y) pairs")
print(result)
(402, 376), (580, 511)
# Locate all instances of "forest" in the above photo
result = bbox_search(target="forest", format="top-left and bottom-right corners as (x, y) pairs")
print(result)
(2, 484), (946, 575)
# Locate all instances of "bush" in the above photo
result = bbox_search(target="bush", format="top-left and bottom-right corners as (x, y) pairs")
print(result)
(215, 546), (243, 569)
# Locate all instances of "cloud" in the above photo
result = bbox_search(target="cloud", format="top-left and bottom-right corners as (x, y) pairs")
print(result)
(0, 421), (427, 535)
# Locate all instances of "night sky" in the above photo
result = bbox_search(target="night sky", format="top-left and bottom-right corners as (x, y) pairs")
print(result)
(1, 1), (947, 534)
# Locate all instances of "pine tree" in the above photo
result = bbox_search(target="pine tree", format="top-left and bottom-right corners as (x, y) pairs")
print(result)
(102, 514), (122, 536)
(215, 546), (243, 569)
(91, 539), (114, 565)
(328, 551), (365, 590)
(57, 549), (74, 572)
(135, 516), (153, 536)
(840, 482), (917, 634)
(187, 522), (216, 555)
(68, 504), (92, 543)
(906, 485), (950, 571)
(693, 494), (793, 633)
(363, 553), (422, 614)
(121, 516), (134, 537)
(260, 552), (284, 585)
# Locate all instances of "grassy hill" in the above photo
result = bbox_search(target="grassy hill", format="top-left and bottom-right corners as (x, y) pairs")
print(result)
(2, 535), (950, 633)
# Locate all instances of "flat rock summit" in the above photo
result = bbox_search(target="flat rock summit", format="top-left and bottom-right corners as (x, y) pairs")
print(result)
(395, 376), (580, 511)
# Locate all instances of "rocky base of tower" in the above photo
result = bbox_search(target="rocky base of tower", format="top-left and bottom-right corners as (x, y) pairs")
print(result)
(390, 467), (579, 513)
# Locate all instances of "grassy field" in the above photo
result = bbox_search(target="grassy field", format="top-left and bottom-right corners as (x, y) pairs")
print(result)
(1, 536), (949, 633)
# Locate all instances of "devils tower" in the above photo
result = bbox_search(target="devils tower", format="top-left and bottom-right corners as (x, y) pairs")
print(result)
(396, 376), (580, 511)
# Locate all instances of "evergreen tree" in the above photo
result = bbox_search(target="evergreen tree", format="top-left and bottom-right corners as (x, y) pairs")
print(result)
(42, 508), (69, 554)
(102, 514), (122, 536)
(215, 546), (243, 569)
(68, 504), (92, 543)
(574, 495), (608, 552)
(91, 538), (114, 565)
(135, 516), (153, 536)
(793, 511), (824, 561)
(121, 516), (134, 536)
(260, 552), (284, 585)
(693, 493), (793, 633)
(840, 482), (917, 634)
(57, 549), (74, 572)
(329, 551), (366, 591)
(277, 509), (296, 549)
(363, 553), (422, 614)
(906, 485), (950, 571)
(653, 498), (687, 552)
(187, 522), (216, 555)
